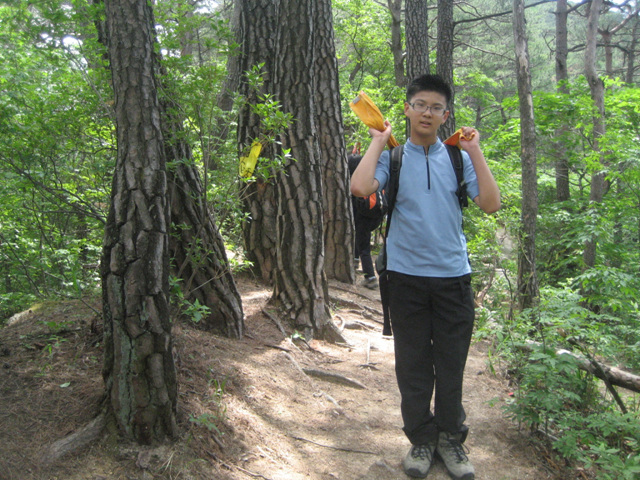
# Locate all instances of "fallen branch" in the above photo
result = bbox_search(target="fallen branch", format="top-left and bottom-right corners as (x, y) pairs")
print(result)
(517, 341), (640, 393)
(264, 343), (291, 352)
(342, 319), (378, 331)
(262, 309), (287, 339)
(288, 435), (377, 455)
(206, 451), (273, 480)
(282, 353), (345, 411)
(301, 368), (366, 390)
(568, 338), (628, 413)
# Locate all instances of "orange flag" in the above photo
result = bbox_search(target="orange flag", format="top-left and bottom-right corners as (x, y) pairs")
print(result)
(349, 91), (399, 149)
(444, 128), (475, 148)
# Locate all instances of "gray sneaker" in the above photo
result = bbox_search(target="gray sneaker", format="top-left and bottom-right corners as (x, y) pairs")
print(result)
(362, 276), (378, 289)
(403, 443), (436, 478)
(436, 431), (475, 480)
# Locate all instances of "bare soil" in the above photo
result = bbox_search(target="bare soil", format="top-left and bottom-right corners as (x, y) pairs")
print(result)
(0, 276), (563, 480)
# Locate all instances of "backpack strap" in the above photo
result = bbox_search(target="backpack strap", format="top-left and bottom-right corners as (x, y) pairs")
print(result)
(383, 144), (404, 239)
(445, 143), (468, 209)
(379, 145), (403, 337)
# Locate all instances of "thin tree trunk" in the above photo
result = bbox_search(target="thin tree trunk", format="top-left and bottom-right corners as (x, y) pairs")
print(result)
(555, 0), (570, 202)
(513, 0), (539, 311)
(626, 16), (639, 84)
(387, 0), (405, 87)
(583, 0), (606, 269)
(102, 0), (177, 443)
(208, 4), (242, 171)
(437, 0), (456, 137)
(313, 0), (355, 283)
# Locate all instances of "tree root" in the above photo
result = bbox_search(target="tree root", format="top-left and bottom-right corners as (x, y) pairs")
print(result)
(39, 413), (106, 466)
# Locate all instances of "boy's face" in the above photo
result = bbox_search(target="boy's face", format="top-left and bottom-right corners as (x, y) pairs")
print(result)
(404, 90), (449, 141)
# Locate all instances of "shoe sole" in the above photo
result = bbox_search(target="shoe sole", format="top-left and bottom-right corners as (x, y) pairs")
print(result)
(435, 451), (474, 480)
(404, 467), (429, 478)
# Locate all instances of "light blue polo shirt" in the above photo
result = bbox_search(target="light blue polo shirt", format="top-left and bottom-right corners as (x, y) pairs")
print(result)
(374, 138), (480, 277)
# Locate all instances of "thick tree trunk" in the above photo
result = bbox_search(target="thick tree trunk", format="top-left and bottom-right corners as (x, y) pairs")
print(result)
(387, 0), (405, 88)
(272, 0), (341, 342)
(313, 0), (355, 283)
(513, 0), (539, 311)
(554, 0), (570, 202)
(102, 0), (177, 443)
(236, 0), (280, 284)
(583, 0), (606, 269)
(406, 0), (430, 82)
(437, 0), (456, 137)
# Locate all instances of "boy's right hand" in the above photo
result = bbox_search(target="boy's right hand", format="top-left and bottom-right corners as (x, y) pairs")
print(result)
(369, 120), (392, 144)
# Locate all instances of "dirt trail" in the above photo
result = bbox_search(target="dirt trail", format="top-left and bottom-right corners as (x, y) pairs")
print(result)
(0, 277), (557, 480)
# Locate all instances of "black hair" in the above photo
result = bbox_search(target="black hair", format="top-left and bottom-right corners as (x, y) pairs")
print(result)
(347, 153), (362, 177)
(406, 74), (452, 105)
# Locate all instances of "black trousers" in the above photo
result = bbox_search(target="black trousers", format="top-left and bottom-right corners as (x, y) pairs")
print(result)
(354, 214), (376, 278)
(388, 271), (475, 445)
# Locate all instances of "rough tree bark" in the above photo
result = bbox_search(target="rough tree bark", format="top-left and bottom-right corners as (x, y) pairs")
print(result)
(272, 0), (342, 341)
(406, 0), (430, 82)
(513, 0), (539, 311)
(163, 130), (244, 337)
(313, 0), (355, 283)
(236, 0), (280, 284)
(102, 0), (177, 443)
(437, 0), (456, 137)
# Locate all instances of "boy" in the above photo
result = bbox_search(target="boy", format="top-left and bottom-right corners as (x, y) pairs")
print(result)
(350, 74), (500, 479)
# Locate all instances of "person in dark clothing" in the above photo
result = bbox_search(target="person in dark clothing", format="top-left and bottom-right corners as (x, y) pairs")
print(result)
(348, 152), (379, 289)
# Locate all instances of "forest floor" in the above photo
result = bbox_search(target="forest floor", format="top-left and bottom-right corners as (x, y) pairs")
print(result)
(0, 274), (572, 480)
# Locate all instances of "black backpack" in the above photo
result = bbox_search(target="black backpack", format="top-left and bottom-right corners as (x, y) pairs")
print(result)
(353, 189), (388, 223)
(377, 143), (468, 336)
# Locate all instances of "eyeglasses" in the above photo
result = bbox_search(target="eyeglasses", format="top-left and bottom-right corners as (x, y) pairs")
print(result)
(408, 102), (446, 115)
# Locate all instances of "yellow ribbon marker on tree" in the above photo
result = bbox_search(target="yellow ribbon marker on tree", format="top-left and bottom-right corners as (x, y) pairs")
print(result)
(239, 140), (263, 178)
(349, 91), (400, 149)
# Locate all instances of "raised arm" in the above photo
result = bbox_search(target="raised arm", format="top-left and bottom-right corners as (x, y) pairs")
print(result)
(458, 127), (501, 214)
(350, 121), (392, 197)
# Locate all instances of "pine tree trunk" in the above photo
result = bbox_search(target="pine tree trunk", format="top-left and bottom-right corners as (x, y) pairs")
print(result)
(406, 0), (430, 81)
(513, 0), (539, 311)
(387, 0), (405, 87)
(313, 0), (355, 283)
(437, 0), (456, 137)
(626, 18), (639, 84)
(102, 0), (177, 443)
(555, 0), (571, 202)
(272, 0), (341, 341)
(583, 0), (606, 269)
(166, 152), (244, 337)
(236, 0), (280, 284)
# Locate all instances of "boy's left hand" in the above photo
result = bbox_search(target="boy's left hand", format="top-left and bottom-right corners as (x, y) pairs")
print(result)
(458, 127), (480, 150)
